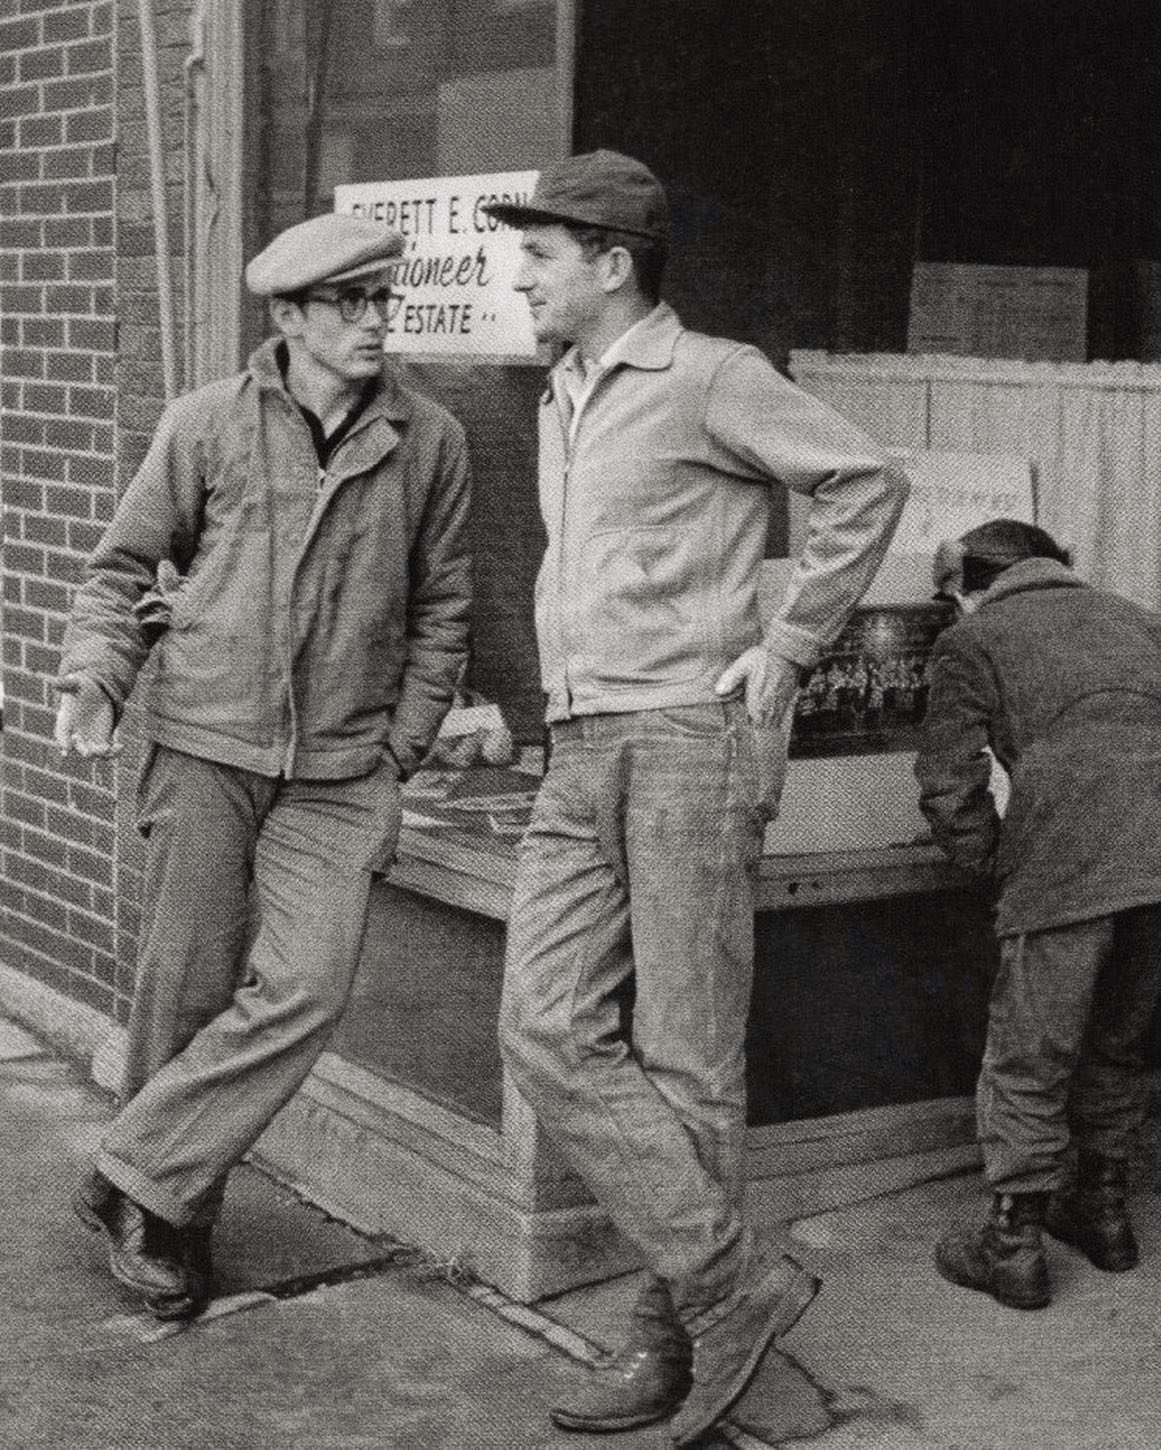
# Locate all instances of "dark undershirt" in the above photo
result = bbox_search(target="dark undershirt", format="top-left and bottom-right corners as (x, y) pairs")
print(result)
(277, 342), (375, 468)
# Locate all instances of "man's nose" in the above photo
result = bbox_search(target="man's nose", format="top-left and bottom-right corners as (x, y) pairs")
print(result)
(514, 260), (532, 292)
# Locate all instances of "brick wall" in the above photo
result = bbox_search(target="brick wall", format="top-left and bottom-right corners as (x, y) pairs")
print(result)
(0, 0), (193, 1026)
(0, 0), (119, 1019)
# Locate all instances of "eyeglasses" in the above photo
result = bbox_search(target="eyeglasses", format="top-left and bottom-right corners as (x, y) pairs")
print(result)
(298, 286), (396, 324)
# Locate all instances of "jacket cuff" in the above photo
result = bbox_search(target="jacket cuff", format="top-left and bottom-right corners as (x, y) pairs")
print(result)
(762, 618), (822, 670)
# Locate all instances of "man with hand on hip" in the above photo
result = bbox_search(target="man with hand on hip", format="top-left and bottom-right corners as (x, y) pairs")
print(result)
(486, 150), (907, 1445)
(56, 213), (471, 1320)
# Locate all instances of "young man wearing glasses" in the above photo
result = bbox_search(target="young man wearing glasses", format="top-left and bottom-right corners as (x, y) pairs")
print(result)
(54, 213), (471, 1319)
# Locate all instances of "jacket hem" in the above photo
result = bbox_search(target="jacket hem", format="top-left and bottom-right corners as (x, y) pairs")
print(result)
(996, 888), (1161, 938)
(146, 716), (385, 781)
(544, 677), (734, 722)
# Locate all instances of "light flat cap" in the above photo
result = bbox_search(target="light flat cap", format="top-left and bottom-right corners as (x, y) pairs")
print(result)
(245, 213), (405, 297)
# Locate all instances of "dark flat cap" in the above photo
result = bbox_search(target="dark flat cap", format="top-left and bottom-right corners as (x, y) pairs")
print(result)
(482, 149), (669, 241)
(245, 214), (404, 297)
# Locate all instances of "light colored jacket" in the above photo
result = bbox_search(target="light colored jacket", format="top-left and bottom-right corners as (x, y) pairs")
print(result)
(59, 339), (472, 780)
(534, 304), (908, 720)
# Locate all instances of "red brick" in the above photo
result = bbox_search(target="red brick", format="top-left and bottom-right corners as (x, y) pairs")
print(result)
(4, 542), (47, 573)
(19, 182), (67, 214)
(3, 149), (39, 180)
(45, 284), (93, 312)
(18, 115), (62, 147)
(27, 891), (71, 934)
(21, 316), (66, 345)
(25, 579), (71, 615)
(43, 6), (89, 42)
(0, 15), (37, 46)
(0, 121), (15, 149)
(43, 215), (91, 247)
(2, 790), (46, 828)
(43, 417), (94, 449)
(65, 37), (112, 74)
(64, 178), (113, 212)
(67, 455), (113, 487)
(44, 484), (92, 517)
(1, 412), (44, 443)
(43, 74), (113, 111)
(19, 46), (65, 81)
(68, 385), (114, 420)
(21, 254), (67, 283)
(2, 476), (44, 510)
(23, 382), (68, 413)
(68, 318), (115, 350)
(66, 521), (105, 553)
(68, 843), (114, 887)
(69, 782), (116, 822)
(21, 449), (68, 480)
(23, 516), (69, 549)
(43, 145), (93, 180)
(46, 351), (94, 382)
(65, 108), (112, 143)
(2, 348), (44, 376)
(23, 827), (68, 871)
(70, 250), (113, 281)
(45, 548), (86, 585)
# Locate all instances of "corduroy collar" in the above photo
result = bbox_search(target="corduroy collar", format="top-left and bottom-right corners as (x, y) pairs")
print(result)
(247, 336), (412, 426)
(976, 556), (1086, 609)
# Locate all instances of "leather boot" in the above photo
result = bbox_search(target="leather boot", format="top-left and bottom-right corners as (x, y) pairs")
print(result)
(1046, 1152), (1139, 1272)
(73, 1169), (199, 1320)
(935, 1192), (1050, 1310)
(551, 1276), (692, 1432)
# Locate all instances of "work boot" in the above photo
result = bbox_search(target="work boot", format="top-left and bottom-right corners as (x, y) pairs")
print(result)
(935, 1192), (1050, 1310)
(73, 1169), (199, 1320)
(669, 1253), (821, 1448)
(1046, 1152), (1139, 1272)
(551, 1277), (692, 1432)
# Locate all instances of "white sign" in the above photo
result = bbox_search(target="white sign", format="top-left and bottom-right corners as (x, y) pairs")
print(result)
(335, 170), (540, 357)
(885, 450), (1036, 553)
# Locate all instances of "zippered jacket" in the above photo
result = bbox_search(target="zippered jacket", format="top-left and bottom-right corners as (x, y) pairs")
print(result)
(59, 339), (472, 780)
(534, 303), (908, 720)
(916, 558), (1161, 935)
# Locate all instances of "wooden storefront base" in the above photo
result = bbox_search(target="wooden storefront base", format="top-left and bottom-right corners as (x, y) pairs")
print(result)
(247, 825), (982, 1301)
(0, 822), (984, 1304)
(251, 1047), (980, 1301)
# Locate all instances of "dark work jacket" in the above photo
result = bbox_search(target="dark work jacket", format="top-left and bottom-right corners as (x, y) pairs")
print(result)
(59, 339), (472, 780)
(915, 558), (1161, 937)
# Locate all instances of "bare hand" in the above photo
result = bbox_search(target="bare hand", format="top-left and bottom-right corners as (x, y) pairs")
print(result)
(54, 675), (121, 759)
(714, 646), (801, 726)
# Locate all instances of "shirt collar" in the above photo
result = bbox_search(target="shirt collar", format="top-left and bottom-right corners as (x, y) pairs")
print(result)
(549, 301), (682, 398)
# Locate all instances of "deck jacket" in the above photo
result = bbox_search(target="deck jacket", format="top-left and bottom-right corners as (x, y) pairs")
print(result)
(59, 339), (472, 780)
(535, 303), (909, 721)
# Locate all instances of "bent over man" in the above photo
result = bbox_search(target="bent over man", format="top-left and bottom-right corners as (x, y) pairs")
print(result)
(918, 519), (1161, 1310)
(485, 150), (908, 1445)
(55, 214), (471, 1319)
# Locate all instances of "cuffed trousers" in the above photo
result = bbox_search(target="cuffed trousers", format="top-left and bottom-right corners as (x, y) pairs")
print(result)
(97, 744), (401, 1228)
(980, 904), (1161, 1193)
(499, 703), (767, 1332)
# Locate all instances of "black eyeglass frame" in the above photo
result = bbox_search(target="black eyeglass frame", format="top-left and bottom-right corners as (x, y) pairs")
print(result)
(295, 286), (398, 324)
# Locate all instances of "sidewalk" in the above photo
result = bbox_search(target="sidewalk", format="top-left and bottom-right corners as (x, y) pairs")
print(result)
(4, 1011), (1161, 1450)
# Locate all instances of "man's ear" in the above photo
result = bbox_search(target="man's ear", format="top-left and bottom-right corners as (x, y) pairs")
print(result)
(269, 295), (305, 338)
(599, 246), (636, 295)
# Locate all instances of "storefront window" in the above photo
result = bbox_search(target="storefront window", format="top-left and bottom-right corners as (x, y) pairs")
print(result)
(253, 0), (567, 245)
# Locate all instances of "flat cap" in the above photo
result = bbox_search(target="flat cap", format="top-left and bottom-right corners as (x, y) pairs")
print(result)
(482, 149), (669, 241)
(245, 213), (404, 297)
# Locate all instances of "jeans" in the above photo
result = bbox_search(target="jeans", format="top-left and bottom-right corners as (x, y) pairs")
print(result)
(500, 702), (766, 1331)
(979, 904), (1161, 1193)
(98, 744), (401, 1227)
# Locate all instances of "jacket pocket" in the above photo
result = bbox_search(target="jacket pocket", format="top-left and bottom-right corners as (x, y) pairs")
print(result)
(575, 525), (705, 685)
